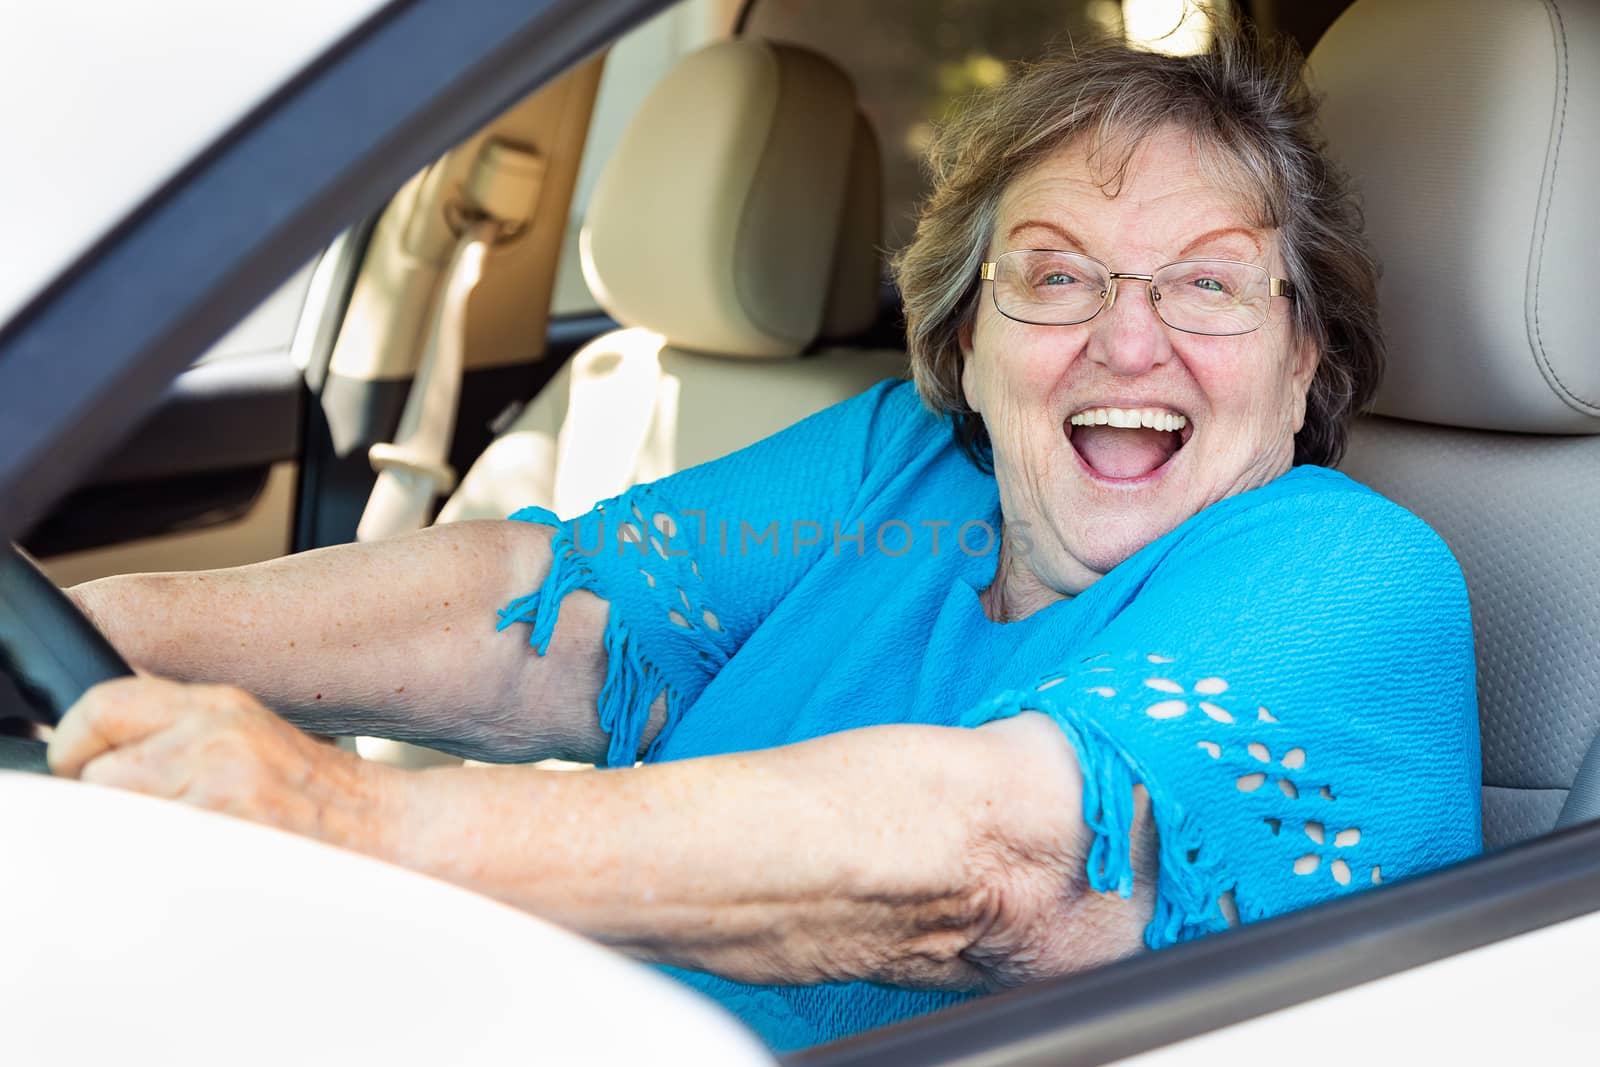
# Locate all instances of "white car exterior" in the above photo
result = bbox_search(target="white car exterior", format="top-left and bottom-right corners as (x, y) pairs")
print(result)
(3, 774), (774, 1064)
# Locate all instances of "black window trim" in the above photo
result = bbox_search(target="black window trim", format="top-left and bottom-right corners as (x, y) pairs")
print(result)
(792, 817), (1600, 1065)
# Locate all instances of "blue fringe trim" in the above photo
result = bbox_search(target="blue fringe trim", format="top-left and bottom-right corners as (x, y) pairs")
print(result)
(498, 505), (672, 768)
(964, 692), (1231, 950)
(595, 607), (681, 768)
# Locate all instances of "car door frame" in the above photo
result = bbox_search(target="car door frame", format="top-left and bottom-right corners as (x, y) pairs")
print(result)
(0, 0), (674, 541)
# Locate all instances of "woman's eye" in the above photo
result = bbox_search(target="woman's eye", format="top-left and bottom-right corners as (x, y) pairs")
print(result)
(1037, 272), (1077, 287)
(1192, 277), (1228, 293)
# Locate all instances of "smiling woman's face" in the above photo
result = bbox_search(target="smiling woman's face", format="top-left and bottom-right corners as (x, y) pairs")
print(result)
(962, 125), (1318, 604)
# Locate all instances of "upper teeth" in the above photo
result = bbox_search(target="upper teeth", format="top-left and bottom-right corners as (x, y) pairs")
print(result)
(1070, 407), (1188, 431)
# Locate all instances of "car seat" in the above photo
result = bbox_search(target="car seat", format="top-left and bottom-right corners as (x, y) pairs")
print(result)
(1312, 0), (1600, 848)
(351, 40), (903, 770)
(438, 38), (906, 526)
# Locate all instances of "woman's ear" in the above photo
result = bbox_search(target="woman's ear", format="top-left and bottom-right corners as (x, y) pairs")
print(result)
(1289, 337), (1319, 433)
(958, 319), (981, 415)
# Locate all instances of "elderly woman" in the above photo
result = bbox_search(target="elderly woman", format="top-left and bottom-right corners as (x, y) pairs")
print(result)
(51, 26), (1479, 1052)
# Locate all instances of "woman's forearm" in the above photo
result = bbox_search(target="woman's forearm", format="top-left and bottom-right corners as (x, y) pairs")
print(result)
(367, 715), (1153, 989)
(68, 520), (617, 762)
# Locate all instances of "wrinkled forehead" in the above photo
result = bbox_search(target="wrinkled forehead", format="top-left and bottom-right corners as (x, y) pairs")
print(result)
(994, 125), (1280, 256)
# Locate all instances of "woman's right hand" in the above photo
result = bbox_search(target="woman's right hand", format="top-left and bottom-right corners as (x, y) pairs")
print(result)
(48, 674), (399, 853)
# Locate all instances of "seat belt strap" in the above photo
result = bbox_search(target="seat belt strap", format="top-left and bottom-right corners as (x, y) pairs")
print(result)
(1556, 731), (1600, 830)
(356, 222), (491, 542)
(356, 140), (545, 543)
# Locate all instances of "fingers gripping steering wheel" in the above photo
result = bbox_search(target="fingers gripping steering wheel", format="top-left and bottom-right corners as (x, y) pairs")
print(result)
(0, 543), (132, 770)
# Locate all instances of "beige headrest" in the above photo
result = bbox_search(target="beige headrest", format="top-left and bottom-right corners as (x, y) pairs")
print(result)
(1309, 0), (1600, 433)
(818, 113), (883, 342)
(580, 40), (875, 358)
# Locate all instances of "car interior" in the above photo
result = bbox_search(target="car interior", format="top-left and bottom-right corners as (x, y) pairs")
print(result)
(6, 0), (1597, 1039)
(1315, 0), (1599, 849)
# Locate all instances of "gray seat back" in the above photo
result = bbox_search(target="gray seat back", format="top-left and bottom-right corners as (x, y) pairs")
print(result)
(1340, 422), (1599, 846)
(1310, 0), (1600, 848)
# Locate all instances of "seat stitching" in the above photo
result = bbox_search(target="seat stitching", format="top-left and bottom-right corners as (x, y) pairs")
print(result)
(1529, 1), (1593, 409)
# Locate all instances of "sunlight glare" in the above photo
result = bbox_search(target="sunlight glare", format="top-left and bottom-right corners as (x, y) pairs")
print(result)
(1121, 0), (1214, 55)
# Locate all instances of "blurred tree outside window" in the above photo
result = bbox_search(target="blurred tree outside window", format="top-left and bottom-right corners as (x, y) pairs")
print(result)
(745, 0), (1151, 256)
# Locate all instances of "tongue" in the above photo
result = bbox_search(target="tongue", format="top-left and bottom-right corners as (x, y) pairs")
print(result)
(1071, 425), (1179, 479)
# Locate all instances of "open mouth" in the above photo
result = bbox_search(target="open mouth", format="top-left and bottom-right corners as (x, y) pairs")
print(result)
(1066, 406), (1193, 482)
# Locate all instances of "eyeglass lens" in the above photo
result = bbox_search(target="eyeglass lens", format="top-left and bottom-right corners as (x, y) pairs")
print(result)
(991, 250), (1273, 336)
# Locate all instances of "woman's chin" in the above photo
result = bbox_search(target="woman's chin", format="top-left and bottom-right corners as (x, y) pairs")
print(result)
(1069, 523), (1179, 577)
(1051, 488), (1193, 577)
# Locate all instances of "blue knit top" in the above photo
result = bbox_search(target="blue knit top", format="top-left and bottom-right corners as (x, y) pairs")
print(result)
(498, 379), (1481, 1051)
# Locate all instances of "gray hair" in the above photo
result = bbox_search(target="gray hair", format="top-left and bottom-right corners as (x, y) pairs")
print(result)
(893, 22), (1383, 470)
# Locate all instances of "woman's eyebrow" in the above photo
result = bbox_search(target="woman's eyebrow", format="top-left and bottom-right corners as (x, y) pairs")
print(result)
(1004, 220), (1089, 253)
(1177, 226), (1265, 259)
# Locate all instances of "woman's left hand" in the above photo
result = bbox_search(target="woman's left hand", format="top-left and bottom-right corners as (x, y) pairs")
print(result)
(47, 676), (393, 849)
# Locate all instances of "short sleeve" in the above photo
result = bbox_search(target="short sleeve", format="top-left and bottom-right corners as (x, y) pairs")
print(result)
(963, 474), (1481, 947)
(497, 378), (929, 766)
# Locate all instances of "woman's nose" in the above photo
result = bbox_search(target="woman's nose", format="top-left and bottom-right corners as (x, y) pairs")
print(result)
(1084, 279), (1175, 376)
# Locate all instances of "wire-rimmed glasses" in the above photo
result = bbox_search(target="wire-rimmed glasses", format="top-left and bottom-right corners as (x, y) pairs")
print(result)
(979, 249), (1294, 336)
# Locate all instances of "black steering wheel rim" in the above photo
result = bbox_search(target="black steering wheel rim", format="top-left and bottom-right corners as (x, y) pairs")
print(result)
(0, 542), (132, 729)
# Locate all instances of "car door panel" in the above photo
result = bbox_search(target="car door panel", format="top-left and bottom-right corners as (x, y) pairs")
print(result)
(24, 264), (315, 584)
(32, 463), (299, 589)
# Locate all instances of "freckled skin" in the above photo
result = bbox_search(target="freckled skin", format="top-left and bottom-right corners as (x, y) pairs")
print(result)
(963, 126), (1318, 619)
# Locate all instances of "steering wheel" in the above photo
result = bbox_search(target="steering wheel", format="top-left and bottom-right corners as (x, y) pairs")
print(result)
(0, 543), (131, 772)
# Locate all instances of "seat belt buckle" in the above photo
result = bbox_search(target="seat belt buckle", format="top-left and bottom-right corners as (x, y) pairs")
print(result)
(367, 442), (458, 494)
